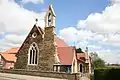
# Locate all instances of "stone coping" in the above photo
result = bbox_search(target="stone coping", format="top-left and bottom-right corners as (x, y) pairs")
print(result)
(0, 69), (80, 80)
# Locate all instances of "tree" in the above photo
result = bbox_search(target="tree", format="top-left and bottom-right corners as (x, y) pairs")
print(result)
(94, 57), (105, 68)
(76, 48), (84, 53)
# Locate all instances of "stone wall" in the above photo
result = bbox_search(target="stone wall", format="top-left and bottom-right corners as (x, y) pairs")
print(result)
(15, 26), (43, 70)
(15, 25), (57, 72)
(42, 26), (56, 71)
(0, 69), (79, 80)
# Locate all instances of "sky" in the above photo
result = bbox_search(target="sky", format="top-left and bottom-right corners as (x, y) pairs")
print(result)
(0, 0), (120, 64)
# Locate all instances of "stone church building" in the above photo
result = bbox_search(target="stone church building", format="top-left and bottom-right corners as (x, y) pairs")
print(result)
(15, 4), (92, 73)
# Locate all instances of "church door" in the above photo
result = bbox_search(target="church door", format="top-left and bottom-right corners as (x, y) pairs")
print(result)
(80, 64), (82, 72)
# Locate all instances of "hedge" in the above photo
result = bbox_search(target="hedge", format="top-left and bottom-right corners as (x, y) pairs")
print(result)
(94, 68), (120, 80)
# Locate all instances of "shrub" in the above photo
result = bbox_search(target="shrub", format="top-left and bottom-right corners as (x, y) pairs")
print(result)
(94, 68), (120, 80)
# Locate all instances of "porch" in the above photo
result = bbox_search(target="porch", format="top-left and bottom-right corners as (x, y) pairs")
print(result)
(53, 65), (71, 73)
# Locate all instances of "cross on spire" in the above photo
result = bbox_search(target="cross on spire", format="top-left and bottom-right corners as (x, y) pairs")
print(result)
(35, 18), (38, 23)
(35, 18), (38, 26)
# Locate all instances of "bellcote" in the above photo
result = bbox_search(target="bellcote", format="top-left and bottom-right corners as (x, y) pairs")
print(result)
(45, 4), (56, 27)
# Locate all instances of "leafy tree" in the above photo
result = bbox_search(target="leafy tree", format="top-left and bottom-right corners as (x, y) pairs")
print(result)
(76, 48), (84, 53)
(94, 57), (105, 68)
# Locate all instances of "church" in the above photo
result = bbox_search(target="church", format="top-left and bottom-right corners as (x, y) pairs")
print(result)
(15, 4), (92, 73)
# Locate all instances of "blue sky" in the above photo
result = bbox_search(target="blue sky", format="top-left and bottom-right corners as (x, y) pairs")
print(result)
(15, 0), (110, 33)
(1, 0), (120, 64)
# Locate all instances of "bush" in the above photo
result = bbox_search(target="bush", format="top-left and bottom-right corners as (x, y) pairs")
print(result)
(94, 58), (105, 68)
(94, 68), (120, 80)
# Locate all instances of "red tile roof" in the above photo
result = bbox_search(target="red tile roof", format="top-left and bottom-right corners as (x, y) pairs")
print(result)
(1, 53), (16, 62)
(5, 47), (19, 53)
(0, 48), (19, 62)
(55, 37), (68, 47)
(57, 47), (74, 65)
(77, 53), (86, 62)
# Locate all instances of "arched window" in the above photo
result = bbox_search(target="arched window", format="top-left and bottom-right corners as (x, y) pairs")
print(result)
(28, 42), (38, 65)
(48, 13), (52, 26)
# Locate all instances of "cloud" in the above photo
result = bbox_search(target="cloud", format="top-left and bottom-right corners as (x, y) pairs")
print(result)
(106, 34), (120, 43)
(77, 3), (120, 34)
(110, 0), (120, 4)
(59, 27), (103, 48)
(0, 0), (45, 35)
(0, 34), (26, 51)
(0, 0), (45, 51)
(58, 0), (120, 63)
(58, 27), (105, 54)
(59, 27), (97, 43)
(99, 34), (120, 47)
(4, 34), (26, 44)
(59, 27), (78, 43)
(97, 49), (120, 64)
(21, 0), (44, 4)
(58, 0), (120, 64)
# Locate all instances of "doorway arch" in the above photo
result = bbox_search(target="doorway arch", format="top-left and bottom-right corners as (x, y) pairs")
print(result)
(80, 64), (82, 72)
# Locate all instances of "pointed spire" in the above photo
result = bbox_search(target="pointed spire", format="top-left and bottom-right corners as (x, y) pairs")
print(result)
(45, 4), (56, 27)
(48, 4), (56, 17)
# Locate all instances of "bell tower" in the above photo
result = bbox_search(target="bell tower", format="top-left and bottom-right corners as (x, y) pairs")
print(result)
(42, 4), (57, 71)
(45, 4), (56, 27)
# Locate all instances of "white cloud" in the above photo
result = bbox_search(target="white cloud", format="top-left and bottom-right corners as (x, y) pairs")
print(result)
(59, 27), (78, 42)
(110, 0), (120, 4)
(4, 34), (26, 44)
(99, 34), (120, 47)
(0, 0), (45, 35)
(64, 0), (120, 63)
(97, 49), (120, 64)
(0, 0), (45, 51)
(59, 4), (120, 63)
(77, 3), (120, 34)
(106, 34), (120, 43)
(59, 28), (120, 63)
(21, 0), (44, 4)
(0, 34), (25, 51)
(58, 27), (104, 51)
(58, 0), (120, 64)
(88, 45), (101, 50)
(59, 27), (97, 43)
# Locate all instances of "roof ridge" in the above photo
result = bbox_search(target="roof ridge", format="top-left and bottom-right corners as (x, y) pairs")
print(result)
(37, 26), (44, 34)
